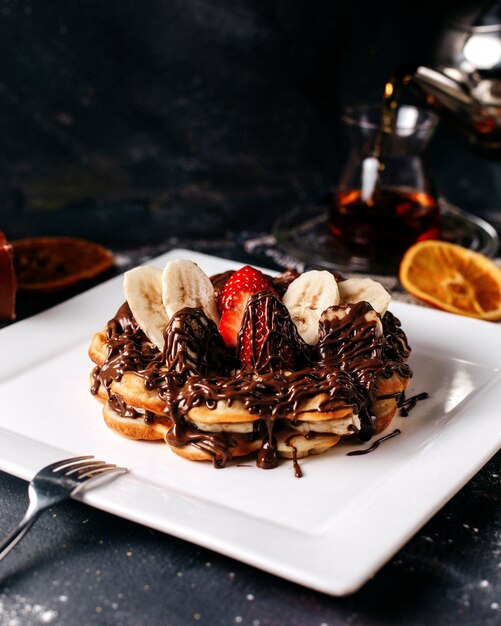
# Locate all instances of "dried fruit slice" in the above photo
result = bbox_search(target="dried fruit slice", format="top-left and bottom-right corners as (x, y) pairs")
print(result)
(0, 231), (16, 320)
(399, 240), (501, 320)
(13, 236), (114, 292)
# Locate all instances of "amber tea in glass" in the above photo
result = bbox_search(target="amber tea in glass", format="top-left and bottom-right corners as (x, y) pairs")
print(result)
(328, 103), (441, 259)
(331, 187), (440, 253)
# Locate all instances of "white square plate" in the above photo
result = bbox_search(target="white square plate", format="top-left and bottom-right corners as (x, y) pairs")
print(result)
(0, 249), (500, 595)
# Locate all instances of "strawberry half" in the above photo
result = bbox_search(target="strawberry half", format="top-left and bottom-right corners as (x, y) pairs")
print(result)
(218, 265), (274, 348)
(238, 292), (309, 372)
(238, 295), (271, 370)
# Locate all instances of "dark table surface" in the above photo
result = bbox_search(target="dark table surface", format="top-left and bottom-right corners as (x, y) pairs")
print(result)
(0, 452), (499, 626)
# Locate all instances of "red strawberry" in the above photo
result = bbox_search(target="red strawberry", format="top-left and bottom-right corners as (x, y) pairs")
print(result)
(218, 266), (275, 347)
(238, 297), (269, 369)
(219, 265), (273, 313)
(218, 308), (243, 349)
(238, 292), (306, 372)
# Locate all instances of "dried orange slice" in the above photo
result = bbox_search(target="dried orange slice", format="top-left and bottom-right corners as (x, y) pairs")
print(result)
(399, 240), (501, 320)
(12, 236), (114, 292)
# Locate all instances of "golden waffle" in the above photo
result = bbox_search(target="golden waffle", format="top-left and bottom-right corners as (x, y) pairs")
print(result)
(89, 265), (414, 473)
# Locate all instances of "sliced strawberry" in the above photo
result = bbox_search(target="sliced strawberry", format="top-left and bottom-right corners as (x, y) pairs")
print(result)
(218, 308), (243, 349)
(218, 265), (275, 347)
(218, 265), (273, 314)
(238, 292), (308, 372)
(238, 298), (269, 369)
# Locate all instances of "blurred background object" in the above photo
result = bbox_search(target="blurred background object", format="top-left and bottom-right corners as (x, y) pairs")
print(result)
(12, 236), (114, 291)
(0, 231), (16, 320)
(412, 0), (501, 156)
(1, 0), (500, 249)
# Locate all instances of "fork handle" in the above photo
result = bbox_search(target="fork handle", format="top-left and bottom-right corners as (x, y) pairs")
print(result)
(0, 506), (42, 561)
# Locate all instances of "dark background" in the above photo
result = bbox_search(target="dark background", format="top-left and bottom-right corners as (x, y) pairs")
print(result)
(1, 0), (500, 247)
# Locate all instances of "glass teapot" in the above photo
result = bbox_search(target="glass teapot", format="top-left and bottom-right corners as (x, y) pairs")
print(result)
(410, 0), (501, 156)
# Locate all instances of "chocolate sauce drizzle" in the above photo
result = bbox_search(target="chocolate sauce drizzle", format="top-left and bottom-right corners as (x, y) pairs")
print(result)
(398, 391), (429, 416)
(237, 291), (312, 373)
(317, 302), (412, 440)
(106, 392), (157, 424)
(346, 428), (401, 456)
(284, 433), (308, 478)
(381, 311), (412, 362)
(92, 275), (415, 474)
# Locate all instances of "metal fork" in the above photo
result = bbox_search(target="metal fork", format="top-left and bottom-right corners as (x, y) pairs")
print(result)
(0, 455), (127, 561)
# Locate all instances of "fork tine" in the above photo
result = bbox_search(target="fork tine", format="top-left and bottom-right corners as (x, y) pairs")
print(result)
(0, 457), (128, 562)
(60, 460), (108, 475)
(78, 466), (127, 481)
(77, 464), (119, 479)
(44, 455), (95, 473)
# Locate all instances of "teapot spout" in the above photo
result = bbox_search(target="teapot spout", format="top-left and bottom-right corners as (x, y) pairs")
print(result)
(412, 65), (501, 156)
(413, 66), (471, 113)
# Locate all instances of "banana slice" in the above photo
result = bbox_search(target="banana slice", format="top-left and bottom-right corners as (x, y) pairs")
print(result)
(162, 259), (220, 325)
(282, 270), (340, 345)
(338, 277), (391, 315)
(123, 266), (168, 350)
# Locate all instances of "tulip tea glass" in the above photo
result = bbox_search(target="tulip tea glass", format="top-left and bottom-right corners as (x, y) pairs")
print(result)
(328, 104), (441, 263)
